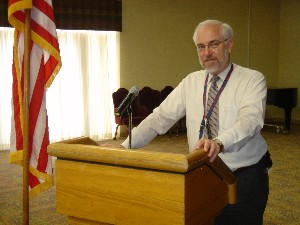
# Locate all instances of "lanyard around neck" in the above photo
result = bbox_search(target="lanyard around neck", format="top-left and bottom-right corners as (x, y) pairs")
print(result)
(199, 63), (234, 139)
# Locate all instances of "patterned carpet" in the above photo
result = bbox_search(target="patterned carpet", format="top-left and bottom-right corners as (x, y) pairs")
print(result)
(0, 124), (299, 225)
(262, 125), (300, 225)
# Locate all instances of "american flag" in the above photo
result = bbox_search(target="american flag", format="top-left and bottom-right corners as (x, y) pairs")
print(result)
(8, 0), (61, 198)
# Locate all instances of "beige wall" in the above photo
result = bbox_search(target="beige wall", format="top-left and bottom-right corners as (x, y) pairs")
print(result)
(278, 0), (300, 123)
(120, 0), (300, 123)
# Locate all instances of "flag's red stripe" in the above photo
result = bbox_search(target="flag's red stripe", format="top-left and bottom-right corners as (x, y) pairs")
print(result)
(28, 54), (45, 158)
(44, 55), (59, 81)
(14, 31), (26, 150)
(27, 53), (51, 177)
(33, 0), (55, 23)
(12, 10), (25, 24)
(37, 120), (50, 173)
(29, 172), (40, 188)
(12, 62), (23, 150)
(21, 36), (28, 98)
(8, 0), (21, 7)
(30, 55), (45, 113)
(31, 19), (59, 50)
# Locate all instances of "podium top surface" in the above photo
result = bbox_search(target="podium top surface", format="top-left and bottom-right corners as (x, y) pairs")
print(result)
(48, 136), (234, 180)
(48, 137), (203, 173)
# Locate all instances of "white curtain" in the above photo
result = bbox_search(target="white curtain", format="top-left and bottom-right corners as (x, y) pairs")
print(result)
(0, 28), (120, 150)
(0, 28), (14, 150)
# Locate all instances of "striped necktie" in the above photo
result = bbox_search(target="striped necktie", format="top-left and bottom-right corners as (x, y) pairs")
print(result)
(206, 76), (220, 139)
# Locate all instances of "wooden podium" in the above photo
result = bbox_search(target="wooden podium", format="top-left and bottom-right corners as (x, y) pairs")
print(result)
(48, 137), (236, 225)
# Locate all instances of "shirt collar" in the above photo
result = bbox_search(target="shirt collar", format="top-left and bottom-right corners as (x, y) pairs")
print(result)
(209, 63), (232, 83)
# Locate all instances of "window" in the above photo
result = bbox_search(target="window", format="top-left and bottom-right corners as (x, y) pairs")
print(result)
(0, 28), (120, 149)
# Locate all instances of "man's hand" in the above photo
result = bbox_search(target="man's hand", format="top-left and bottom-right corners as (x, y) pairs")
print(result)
(192, 137), (223, 162)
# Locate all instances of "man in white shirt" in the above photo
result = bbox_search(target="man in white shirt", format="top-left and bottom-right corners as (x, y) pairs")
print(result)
(121, 19), (272, 225)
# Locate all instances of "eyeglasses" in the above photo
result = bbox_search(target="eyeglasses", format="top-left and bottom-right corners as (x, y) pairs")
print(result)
(196, 39), (228, 52)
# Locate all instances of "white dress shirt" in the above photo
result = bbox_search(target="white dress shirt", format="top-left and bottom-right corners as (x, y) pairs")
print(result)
(121, 63), (268, 171)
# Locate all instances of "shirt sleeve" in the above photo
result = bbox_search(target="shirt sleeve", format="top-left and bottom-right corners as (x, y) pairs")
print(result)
(218, 69), (267, 152)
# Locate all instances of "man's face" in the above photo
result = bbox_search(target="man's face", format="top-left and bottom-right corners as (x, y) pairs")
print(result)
(195, 25), (233, 75)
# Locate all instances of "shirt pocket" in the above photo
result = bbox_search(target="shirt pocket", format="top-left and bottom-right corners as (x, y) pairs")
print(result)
(220, 105), (239, 130)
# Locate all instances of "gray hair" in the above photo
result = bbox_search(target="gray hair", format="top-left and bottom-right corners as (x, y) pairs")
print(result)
(192, 19), (233, 43)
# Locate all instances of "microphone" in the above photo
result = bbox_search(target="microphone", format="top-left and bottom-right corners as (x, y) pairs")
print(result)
(115, 86), (140, 116)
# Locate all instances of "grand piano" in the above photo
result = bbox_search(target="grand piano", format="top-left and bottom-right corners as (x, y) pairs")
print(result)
(266, 87), (298, 132)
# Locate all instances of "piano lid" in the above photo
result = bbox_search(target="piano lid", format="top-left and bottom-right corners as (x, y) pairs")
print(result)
(267, 87), (298, 108)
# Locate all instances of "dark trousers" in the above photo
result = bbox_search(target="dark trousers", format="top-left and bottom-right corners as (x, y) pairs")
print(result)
(215, 152), (272, 225)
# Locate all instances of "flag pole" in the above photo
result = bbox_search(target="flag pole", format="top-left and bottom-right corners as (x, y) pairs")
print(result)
(23, 9), (31, 225)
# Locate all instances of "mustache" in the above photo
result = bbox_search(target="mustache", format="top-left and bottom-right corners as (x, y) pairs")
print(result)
(204, 57), (216, 62)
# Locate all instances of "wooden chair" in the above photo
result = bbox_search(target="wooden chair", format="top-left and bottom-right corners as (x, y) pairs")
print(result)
(160, 85), (174, 102)
(138, 86), (161, 113)
(112, 88), (148, 140)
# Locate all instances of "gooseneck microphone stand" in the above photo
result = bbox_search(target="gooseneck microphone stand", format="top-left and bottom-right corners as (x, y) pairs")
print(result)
(127, 104), (133, 149)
